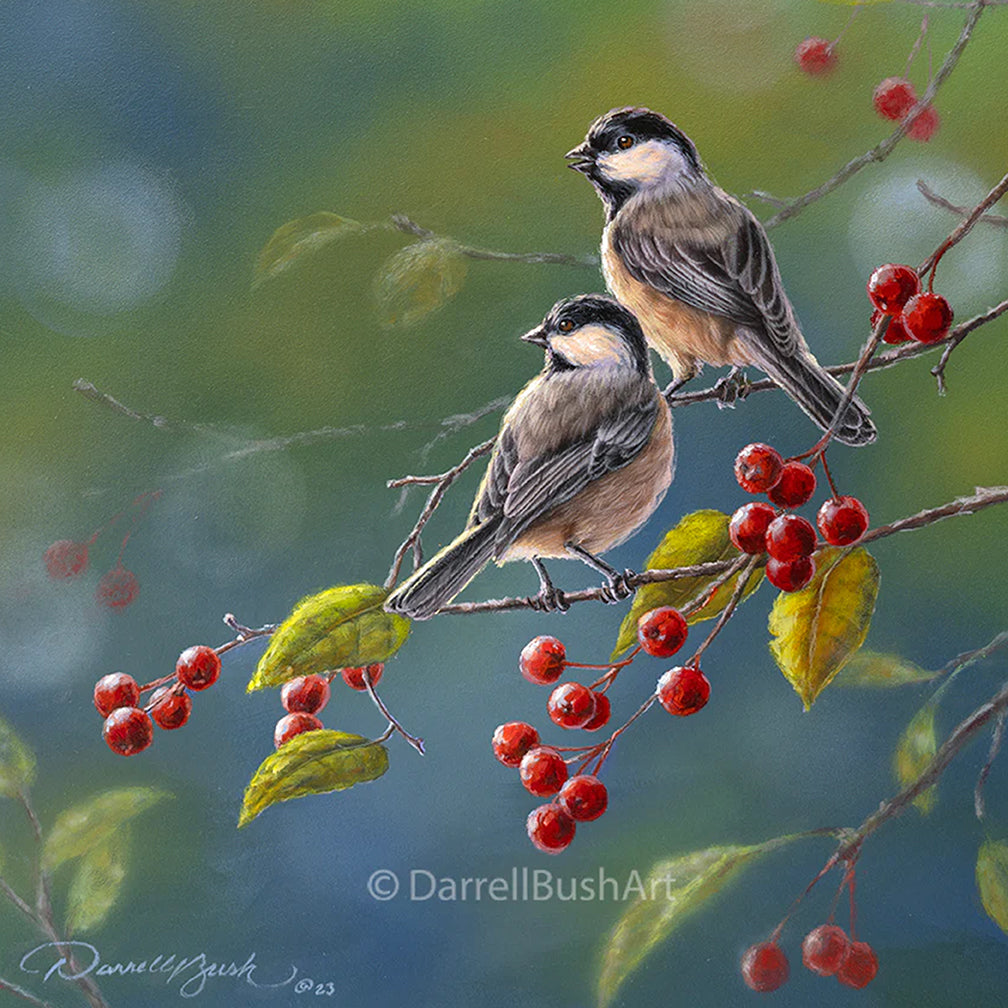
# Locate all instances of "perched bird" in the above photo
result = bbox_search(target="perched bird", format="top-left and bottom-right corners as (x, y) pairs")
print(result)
(565, 106), (876, 446)
(385, 295), (674, 620)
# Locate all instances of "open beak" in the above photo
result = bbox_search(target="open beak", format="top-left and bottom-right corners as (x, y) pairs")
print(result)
(564, 142), (594, 174)
(521, 325), (548, 347)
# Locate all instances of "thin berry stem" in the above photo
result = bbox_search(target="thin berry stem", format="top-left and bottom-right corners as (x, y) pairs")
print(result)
(688, 554), (761, 667)
(821, 454), (841, 499)
(361, 670), (425, 755)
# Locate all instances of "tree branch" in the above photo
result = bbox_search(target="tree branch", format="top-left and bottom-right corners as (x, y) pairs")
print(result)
(917, 179), (1008, 226)
(0, 978), (56, 1008)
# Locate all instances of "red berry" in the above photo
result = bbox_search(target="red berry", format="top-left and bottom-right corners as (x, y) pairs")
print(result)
(802, 924), (850, 976)
(44, 539), (89, 579)
(767, 461), (816, 508)
(766, 555), (816, 593)
(741, 941), (789, 992)
(873, 76), (916, 120)
(492, 721), (540, 767)
(519, 636), (566, 685)
(341, 663), (384, 691)
(817, 496), (869, 546)
(274, 711), (323, 748)
(583, 691), (612, 732)
(794, 37), (836, 76)
(837, 940), (879, 989)
(281, 674), (331, 714)
(765, 514), (817, 561)
(519, 746), (569, 796)
(95, 564), (139, 610)
(636, 606), (688, 658)
(871, 309), (912, 345)
(559, 774), (608, 821)
(175, 645), (221, 691)
(907, 104), (940, 142)
(149, 686), (192, 730)
(547, 682), (596, 730)
(526, 804), (576, 854)
(656, 666), (710, 717)
(93, 672), (141, 717)
(102, 707), (153, 756)
(867, 263), (920, 314)
(729, 502), (777, 554)
(902, 291), (953, 344)
(735, 443), (783, 494)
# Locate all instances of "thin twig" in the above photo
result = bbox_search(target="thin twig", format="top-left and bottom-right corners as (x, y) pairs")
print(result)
(689, 555), (762, 666)
(859, 485), (1008, 545)
(361, 670), (425, 755)
(975, 709), (1007, 820)
(0, 978), (56, 1008)
(931, 297), (1008, 394)
(917, 180), (1008, 226)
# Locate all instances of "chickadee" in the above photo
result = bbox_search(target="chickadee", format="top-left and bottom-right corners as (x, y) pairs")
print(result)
(384, 295), (674, 620)
(565, 107), (876, 447)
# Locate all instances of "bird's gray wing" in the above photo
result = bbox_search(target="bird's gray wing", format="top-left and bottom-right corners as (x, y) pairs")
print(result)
(613, 211), (801, 359)
(471, 426), (519, 525)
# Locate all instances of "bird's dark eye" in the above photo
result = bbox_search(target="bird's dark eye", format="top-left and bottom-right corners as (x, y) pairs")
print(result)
(557, 318), (575, 333)
(616, 135), (634, 150)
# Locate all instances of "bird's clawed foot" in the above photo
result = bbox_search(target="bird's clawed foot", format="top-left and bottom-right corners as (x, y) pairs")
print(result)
(713, 367), (749, 409)
(599, 568), (635, 604)
(530, 557), (570, 613)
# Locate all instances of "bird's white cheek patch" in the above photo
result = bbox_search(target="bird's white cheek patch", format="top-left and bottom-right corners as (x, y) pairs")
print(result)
(596, 140), (687, 187)
(552, 325), (631, 367)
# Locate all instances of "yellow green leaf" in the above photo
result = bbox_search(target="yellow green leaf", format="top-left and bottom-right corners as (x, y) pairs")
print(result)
(0, 714), (35, 799)
(66, 830), (131, 934)
(612, 510), (763, 659)
(238, 730), (388, 827)
(768, 546), (880, 709)
(252, 212), (370, 286)
(833, 650), (935, 688)
(597, 836), (796, 1008)
(894, 703), (938, 814)
(43, 788), (169, 872)
(374, 238), (468, 327)
(248, 584), (410, 692)
(977, 839), (1008, 935)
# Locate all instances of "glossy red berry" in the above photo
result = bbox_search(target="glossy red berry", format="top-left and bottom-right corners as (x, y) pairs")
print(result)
(274, 711), (323, 748)
(95, 564), (139, 610)
(902, 292), (953, 344)
(656, 666), (710, 717)
(149, 686), (192, 730)
(559, 774), (608, 822)
(583, 691), (612, 732)
(867, 263), (920, 314)
(341, 663), (383, 691)
(547, 682), (596, 729)
(526, 804), (576, 854)
(767, 461), (816, 508)
(765, 514), (817, 561)
(492, 721), (540, 767)
(637, 606), (688, 658)
(766, 555), (816, 593)
(102, 707), (153, 755)
(837, 940), (879, 989)
(519, 746), (569, 796)
(729, 502), (777, 554)
(873, 76), (916, 120)
(519, 636), (566, 684)
(44, 539), (89, 579)
(735, 443), (783, 494)
(802, 924), (850, 976)
(871, 309), (912, 345)
(175, 645), (221, 691)
(741, 941), (789, 992)
(817, 496), (869, 546)
(93, 672), (141, 717)
(794, 37), (836, 76)
(281, 674), (331, 714)
(907, 104), (940, 142)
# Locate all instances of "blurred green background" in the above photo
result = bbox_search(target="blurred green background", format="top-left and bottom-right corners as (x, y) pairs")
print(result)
(1, 0), (1007, 1005)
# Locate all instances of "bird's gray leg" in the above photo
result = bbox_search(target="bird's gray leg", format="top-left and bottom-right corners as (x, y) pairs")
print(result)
(660, 363), (700, 400)
(528, 556), (569, 613)
(713, 366), (749, 408)
(565, 543), (634, 604)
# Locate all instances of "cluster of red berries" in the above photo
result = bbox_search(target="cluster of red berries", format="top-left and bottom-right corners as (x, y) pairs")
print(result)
(742, 926), (878, 992)
(868, 263), (953, 346)
(95, 645), (222, 755)
(730, 443), (870, 593)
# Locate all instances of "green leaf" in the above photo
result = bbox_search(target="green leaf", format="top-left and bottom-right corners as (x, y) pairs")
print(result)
(42, 787), (169, 872)
(768, 546), (880, 709)
(612, 510), (763, 658)
(597, 836), (796, 1007)
(894, 703), (938, 814)
(0, 714), (36, 798)
(833, 650), (935, 688)
(374, 238), (468, 327)
(238, 730), (389, 827)
(253, 213), (370, 286)
(977, 839), (1008, 935)
(248, 584), (410, 692)
(66, 830), (131, 934)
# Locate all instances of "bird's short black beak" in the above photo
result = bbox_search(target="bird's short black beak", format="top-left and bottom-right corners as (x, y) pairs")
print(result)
(564, 142), (594, 174)
(521, 325), (549, 347)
